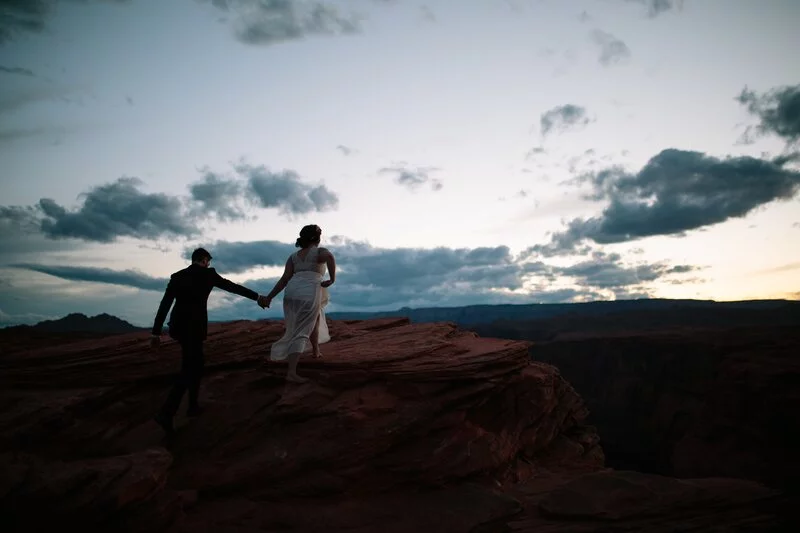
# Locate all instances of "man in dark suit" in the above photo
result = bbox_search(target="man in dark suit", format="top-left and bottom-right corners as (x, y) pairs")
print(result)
(150, 247), (267, 434)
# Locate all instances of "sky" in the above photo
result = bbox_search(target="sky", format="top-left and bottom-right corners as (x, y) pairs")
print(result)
(0, 0), (799, 327)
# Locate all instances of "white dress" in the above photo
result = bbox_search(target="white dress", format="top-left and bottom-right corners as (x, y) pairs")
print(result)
(269, 247), (331, 361)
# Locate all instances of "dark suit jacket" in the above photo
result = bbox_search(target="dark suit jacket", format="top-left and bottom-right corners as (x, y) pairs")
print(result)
(151, 264), (259, 341)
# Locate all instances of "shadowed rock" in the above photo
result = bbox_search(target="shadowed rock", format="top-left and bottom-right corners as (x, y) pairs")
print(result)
(0, 318), (790, 531)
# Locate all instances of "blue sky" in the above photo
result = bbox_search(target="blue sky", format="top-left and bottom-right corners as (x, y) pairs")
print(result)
(1, 0), (799, 327)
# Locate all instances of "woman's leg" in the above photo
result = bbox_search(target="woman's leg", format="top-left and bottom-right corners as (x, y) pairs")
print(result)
(310, 315), (322, 358)
(286, 351), (308, 383)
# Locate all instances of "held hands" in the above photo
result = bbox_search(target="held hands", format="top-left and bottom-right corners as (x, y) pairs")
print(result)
(257, 295), (272, 309)
(321, 279), (334, 288)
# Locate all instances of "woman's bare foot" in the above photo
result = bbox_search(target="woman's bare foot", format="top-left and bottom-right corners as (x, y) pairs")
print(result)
(312, 350), (323, 359)
(286, 373), (309, 384)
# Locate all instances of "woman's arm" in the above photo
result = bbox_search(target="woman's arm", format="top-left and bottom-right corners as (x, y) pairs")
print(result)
(319, 248), (336, 287)
(265, 257), (294, 301)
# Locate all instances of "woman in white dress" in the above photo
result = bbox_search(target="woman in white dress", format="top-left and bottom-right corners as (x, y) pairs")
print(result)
(262, 225), (336, 383)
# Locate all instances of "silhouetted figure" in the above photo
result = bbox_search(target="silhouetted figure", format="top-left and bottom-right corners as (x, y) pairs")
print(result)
(150, 247), (267, 434)
(262, 224), (336, 383)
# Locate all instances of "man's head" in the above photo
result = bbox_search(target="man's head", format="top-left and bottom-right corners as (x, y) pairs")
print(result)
(191, 247), (213, 268)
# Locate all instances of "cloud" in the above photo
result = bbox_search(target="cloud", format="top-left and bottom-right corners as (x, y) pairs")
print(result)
(0, 162), (340, 245)
(188, 170), (247, 221)
(622, 0), (683, 17)
(0, 0), (131, 45)
(0, 84), (71, 115)
(36, 177), (198, 242)
(206, 0), (361, 46)
(7, 235), (700, 322)
(0, 65), (35, 76)
(238, 163), (339, 216)
(419, 5), (436, 22)
(11, 264), (168, 291)
(180, 237), (697, 312)
(335, 144), (354, 156)
(752, 262), (800, 276)
(591, 29), (631, 66)
(181, 239), (297, 274)
(378, 164), (443, 191)
(550, 250), (698, 290)
(0, 205), (84, 258)
(540, 104), (591, 137)
(531, 149), (800, 254)
(0, 205), (41, 233)
(0, 0), (51, 45)
(736, 84), (800, 146)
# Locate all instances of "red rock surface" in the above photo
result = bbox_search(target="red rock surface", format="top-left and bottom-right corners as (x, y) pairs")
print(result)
(0, 319), (790, 531)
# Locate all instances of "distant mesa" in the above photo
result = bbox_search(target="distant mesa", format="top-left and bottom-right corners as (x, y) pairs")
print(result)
(1, 312), (142, 334)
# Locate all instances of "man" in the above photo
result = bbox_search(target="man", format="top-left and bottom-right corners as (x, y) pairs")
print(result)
(150, 247), (268, 434)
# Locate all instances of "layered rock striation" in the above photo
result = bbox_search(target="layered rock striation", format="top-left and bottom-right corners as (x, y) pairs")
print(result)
(0, 319), (789, 531)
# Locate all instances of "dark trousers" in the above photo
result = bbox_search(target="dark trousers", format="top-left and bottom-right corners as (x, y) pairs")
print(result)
(160, 339), (205, 418)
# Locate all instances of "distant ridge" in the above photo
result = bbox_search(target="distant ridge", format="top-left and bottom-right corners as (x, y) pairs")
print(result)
(1, 313), (143, 334)
(327, 298), (800, 326)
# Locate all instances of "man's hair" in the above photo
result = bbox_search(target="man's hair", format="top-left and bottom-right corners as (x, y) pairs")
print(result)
(191, 247), (212, 262)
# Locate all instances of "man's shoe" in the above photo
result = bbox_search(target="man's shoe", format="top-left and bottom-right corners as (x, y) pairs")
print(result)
(186, 405), (205, 417)
(154, 412), (174, 435)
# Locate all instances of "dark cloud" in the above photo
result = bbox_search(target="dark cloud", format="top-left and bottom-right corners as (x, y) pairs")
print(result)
(239, 164), (339, 216)
(378, 164), (443, 191)
(737, 84), (800, 146)
(0, 205), (82, 257)
(335, 144), (353, 156)
(591, 29), (631, 66)
(622, 0), (682, 17)
(188, 170), (246, 221)
(532, 149), (800, 254)
(0, 65), (35, 76)
(0, 0), (50, 44)
(180, 237), (696, 312)
(0, 205), (41, 233)
(0, 126), (70, 145)
(551, 251), (698, 289)
(525, 146), (546, 160)
(0, 84), (70, 114)
(419, 5), (435, 22)
(206, 0), (360, 46)
(181, 239), (297, 274)
(12, 264), (168, 291)
(0, 0), (131, 45)
(540, 104), (591, 137)
(10, 236), (699, 320)
(38, 177), (197, 242)
(0, 162), (340, 245)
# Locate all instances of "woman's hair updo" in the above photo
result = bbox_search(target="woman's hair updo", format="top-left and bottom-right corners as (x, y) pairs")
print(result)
(295, 224), (322, 248)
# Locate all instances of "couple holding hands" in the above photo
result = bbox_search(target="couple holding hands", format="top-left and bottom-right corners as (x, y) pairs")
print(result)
(150, 224), (335, 434)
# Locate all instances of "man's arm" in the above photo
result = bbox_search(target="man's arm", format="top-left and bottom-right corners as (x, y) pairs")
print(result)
(152, 277), (176, 336)
(211, 269), (260, 300)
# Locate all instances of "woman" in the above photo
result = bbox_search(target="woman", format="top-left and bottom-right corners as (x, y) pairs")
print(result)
(263, 224), (336, 383)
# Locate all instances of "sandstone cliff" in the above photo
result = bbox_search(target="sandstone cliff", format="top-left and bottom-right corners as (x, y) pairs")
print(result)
(0, 319), (789, 531)
(530, 325), (800, 490)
